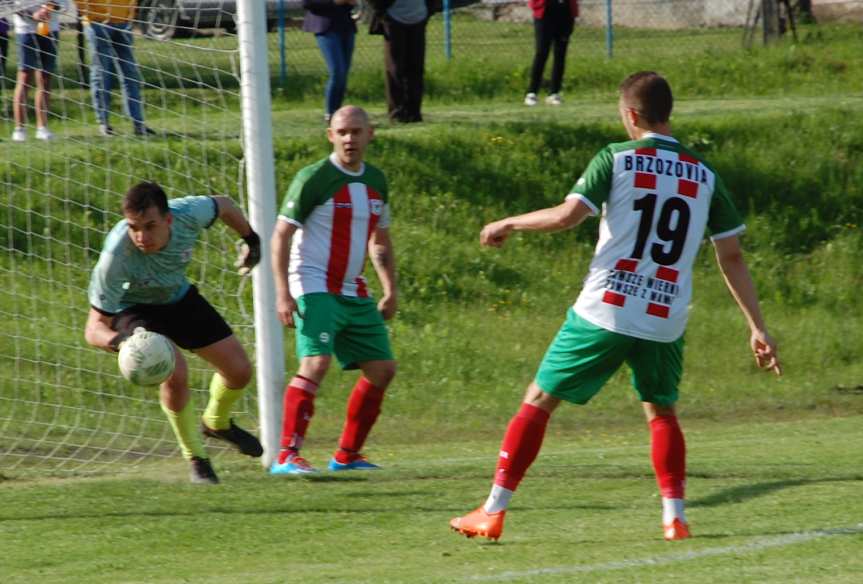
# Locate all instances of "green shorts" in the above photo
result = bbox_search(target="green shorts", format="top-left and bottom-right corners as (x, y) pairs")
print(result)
(294, 293), (394, 370)
(534, 309), (684, 407)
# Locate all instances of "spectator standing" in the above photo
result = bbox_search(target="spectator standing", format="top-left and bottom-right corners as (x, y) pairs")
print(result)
(370, 0), (433, 123)
(1, 17), (9, 102)
(302, 0), (357, 123)
(76, 0), (153, 137)
(11, 1), (66, 142)
(524, 0), (578, 107)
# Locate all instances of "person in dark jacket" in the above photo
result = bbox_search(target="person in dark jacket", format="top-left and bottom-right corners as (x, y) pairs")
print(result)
(369, 0), (437, 123)
(524, 0), (578, 107)
(303, 0), (358, 122)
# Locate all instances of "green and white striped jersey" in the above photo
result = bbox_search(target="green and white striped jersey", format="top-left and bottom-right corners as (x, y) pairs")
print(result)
(568, 133), (744, 342)
(279, 154), (390, 299)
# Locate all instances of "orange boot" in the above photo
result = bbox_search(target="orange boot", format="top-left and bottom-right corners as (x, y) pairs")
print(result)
(450, 507), (506, 541)
(663, 518), (691, 541)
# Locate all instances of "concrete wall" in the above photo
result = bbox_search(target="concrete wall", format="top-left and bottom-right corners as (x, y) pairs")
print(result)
(473, 0), (863, 28)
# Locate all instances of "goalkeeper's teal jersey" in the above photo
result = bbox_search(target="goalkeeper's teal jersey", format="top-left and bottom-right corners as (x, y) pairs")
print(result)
(88, 196), (218, 314)
(568, 133), (744, 342)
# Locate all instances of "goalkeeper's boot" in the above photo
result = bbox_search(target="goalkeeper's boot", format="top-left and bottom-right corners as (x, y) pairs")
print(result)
(270, 453), (318, 476)
(327, 451), (381, 471)
(663, 518), (691, 541)
(189, 456), (220, 485)
(450, 507), (506, 541)
(201, 419), (263, 458)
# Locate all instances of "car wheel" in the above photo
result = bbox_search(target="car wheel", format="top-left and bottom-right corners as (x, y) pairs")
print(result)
(140, 0), (180, 41)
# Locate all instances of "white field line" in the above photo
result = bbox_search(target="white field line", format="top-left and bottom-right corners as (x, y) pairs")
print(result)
(469, 523), (863, 581)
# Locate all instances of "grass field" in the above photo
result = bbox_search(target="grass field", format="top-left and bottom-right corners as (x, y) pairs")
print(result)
(1, 14), (862, 583)
(2, 414), (862, 583)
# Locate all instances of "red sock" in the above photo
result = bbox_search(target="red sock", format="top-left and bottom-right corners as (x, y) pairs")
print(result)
(277, 375), (318, 464)
(650, 415), (686, 499)
(336, 377), (385, 462)
(494, 403), (551, 491)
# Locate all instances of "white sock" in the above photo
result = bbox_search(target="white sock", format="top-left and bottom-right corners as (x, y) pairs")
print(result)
(483, 484), (513, 514)
(662, 497), (686, 525)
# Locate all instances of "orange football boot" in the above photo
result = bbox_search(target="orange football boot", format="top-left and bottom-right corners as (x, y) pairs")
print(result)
(450, 507), (506, 541)
(663, 518), (691, 541)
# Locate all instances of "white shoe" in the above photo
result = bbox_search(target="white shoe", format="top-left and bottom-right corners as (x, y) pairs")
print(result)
(35, 127), (55, 141)
(11, 127), (26, 142)
(545, 93), (562, 106)
(524, 92), (538, 106)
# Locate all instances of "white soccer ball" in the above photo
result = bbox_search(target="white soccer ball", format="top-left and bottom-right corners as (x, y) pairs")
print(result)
(117, 328), (176, 386)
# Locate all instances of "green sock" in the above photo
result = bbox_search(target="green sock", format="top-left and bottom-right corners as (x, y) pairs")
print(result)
(202, 373), (245, 431)
(161, 398), (207, 460)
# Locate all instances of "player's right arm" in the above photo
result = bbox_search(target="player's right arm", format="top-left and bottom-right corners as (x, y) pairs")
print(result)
(271, 219), (298, 328)
(480, 198), (593, 248)
(84, 308), (125, 353)
(712, 235), (781, 376)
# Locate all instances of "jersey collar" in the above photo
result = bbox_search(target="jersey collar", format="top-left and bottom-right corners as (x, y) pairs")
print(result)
(329, 153), (365, 177)
(643, 132), (678, 144)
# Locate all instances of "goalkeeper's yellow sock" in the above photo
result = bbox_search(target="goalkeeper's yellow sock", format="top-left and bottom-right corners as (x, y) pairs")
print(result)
(161, 399), (207, 460)
(202, 373), (245, 431)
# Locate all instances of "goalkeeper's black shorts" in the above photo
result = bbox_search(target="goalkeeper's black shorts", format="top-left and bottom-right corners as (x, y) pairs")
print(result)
(110, 285), (233, 350)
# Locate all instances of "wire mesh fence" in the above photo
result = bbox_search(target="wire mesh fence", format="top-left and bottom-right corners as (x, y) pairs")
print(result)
(2, 0), (856, 115)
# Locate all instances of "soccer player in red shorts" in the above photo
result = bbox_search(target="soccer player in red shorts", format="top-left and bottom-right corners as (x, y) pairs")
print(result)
(450, 71), (781, 542)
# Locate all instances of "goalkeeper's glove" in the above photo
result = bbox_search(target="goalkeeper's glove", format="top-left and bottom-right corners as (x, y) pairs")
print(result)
(108, 331), (131, 353)
(236, 229), (261, 276)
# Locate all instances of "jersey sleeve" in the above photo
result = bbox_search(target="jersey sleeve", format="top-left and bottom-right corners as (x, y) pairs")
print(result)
(706, 175), (745, 240)
(171, 196), (219, 229)
(566, 147), (614, 215)
(88, 250), (128, 314)
(279, 169), (317, 226)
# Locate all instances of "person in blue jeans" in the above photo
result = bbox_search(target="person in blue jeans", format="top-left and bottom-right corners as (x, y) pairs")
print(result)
(77, 0), (153, 137)
(302, 0), (357, 122)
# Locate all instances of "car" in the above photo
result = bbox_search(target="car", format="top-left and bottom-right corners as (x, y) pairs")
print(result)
(137, 0), (298, 41)
(136, 0), (487, 41)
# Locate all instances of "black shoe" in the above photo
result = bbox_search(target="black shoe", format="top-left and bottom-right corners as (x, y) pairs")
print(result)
(201, 419), (263, 457)
(133, 124), (157, 137)
(189, 456), (220, 485)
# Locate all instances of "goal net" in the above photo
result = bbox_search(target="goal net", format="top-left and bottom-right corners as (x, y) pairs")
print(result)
(0, 2), (264, 476)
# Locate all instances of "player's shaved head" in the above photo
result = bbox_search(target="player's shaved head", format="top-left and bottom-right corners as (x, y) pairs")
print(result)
(330, 105), (370, 129)
(124, 182), (169, 216)
(619, 71), (673, 124)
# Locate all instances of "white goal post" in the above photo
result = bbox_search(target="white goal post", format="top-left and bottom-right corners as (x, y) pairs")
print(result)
(236, 0), (283, 469)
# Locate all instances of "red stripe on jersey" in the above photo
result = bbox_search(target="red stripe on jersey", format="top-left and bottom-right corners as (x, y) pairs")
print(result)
(679, 152), (698, 165)
(634, 172), (657, 190)
(326, 185), (353, 294)
(355, 277), (368, 298)
(603, 291), (627, 307)
(677, 179), (699, 198)
(636, 147), (657, 156)
(615, 258), (639, 272)
(655, 266), (679, 283)
(647, 303), (670, 318)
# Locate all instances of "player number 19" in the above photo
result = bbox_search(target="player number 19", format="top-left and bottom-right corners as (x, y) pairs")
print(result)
(631, 194), (691, 265)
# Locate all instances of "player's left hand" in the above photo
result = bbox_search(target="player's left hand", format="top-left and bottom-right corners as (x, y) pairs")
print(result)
(480, 220), (513, 248)
(235, 230), (261, 276)
(378, 293), (397, 321)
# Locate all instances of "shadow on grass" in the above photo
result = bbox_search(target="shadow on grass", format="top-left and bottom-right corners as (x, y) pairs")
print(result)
(690, 476), (863, 509)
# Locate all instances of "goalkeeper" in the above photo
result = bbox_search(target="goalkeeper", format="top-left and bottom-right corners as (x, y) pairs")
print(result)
(84, 181), (263, 484)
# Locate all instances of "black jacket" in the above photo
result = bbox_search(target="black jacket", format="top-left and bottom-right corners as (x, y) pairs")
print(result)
(302, 0), (357, 35)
